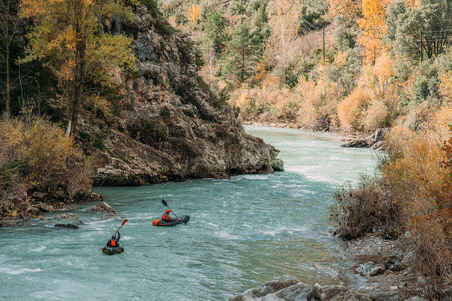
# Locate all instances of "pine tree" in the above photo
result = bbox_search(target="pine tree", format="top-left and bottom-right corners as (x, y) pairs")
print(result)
(220, 22), (257, 86)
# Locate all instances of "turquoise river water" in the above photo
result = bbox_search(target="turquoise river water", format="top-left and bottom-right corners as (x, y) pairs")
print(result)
(0, 126), (379, 300)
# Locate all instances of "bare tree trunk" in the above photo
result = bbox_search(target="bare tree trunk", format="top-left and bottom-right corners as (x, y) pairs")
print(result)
(68, 0), (86, 137)
(6, 34), (10, 119)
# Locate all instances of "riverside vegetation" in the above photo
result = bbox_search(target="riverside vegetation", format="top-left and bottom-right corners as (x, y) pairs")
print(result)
(162, 0), (452, 298)
(0, 0), (281, 225)
(0, 0), (451, 299)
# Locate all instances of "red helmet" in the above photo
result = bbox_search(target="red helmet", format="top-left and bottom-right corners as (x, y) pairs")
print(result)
(165, 209), (171, 213)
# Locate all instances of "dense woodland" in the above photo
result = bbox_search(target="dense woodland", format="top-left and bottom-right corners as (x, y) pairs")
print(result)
(0, 0), (152, 218)
(0, 0), (451, 297)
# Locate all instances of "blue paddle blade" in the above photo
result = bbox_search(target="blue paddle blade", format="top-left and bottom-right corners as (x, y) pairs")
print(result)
(162, 199), (168, 207)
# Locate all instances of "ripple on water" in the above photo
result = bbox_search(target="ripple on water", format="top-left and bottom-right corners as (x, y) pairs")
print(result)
(0, 127), (379, 301)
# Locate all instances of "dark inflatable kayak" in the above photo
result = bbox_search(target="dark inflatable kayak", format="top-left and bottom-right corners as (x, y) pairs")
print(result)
(102, 246), (124, 255)
(152, 215), (190, 227)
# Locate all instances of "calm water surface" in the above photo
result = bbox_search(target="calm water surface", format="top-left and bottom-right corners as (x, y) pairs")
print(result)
(0, 126), (379, 300)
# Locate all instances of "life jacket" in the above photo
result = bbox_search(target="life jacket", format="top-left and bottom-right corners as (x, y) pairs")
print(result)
(111, 239), (117, 247)
(162, 213), (171, 221)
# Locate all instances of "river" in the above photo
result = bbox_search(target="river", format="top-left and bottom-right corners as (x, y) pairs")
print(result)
(0, 126), (379, 300)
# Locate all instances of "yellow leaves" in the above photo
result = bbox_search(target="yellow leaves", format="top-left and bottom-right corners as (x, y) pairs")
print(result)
(432, 106), (452, 140)
(0, 120), (24, 151)
(47, 26), (76, 54)
(188, 4), (201, 24)
(440, 71), (452, 105)
(334, 51), (348, 68)
(357, 0), (388, 65)
(337, 87), (372, 131)
(255, 60), (267, 82)
(363, 100), (388, 131)
(19, 0), (47, 18)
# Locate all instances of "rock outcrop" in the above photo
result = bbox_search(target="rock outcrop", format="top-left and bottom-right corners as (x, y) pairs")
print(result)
(79, 5), (281, 186)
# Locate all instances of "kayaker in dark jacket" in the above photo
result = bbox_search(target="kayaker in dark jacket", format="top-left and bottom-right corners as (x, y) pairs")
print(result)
(107, 232), (120, 248)
(162, 209), (176, 222)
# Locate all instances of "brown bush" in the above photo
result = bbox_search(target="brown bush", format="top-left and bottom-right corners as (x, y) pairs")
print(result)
(332, 176), (401, 240)
(337, 87), (371, 131)
(333, 125), (452, 292)
(0, 117), (93, 208)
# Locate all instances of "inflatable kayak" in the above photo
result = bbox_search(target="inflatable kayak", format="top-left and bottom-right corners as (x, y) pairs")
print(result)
(102, 246), (124, 255)
(152, 215), (190, 227)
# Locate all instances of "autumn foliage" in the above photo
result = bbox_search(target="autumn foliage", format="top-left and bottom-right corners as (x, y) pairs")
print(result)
(0, 117), (92, 217)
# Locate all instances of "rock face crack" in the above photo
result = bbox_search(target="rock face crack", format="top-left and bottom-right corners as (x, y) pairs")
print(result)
(82, 5), (282, 186)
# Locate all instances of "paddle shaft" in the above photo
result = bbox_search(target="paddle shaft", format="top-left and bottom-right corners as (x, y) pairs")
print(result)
(162, 201), (179, 219)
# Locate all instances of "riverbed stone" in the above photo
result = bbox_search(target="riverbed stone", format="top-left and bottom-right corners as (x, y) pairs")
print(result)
(91, 202), (116, 213)
(55, 213), (78, 220)
(54, 223), (79, 229)
(385, 256), (405, 272)
(369, 264), (386, 276)
(405, 297), (428, 301)
(34, 202), (55, 213)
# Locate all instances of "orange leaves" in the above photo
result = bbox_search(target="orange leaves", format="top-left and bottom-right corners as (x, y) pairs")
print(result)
(357, 0), (388, 65)
(337, 87), (371, 131)
(440, 71), (452, 105)
(188, 4), (201, 24)
(255, 59), (267, 82)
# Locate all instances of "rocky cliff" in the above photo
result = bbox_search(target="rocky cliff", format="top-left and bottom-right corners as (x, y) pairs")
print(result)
(79, 5), (282, 186)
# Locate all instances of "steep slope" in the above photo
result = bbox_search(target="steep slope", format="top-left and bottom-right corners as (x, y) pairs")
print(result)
(84, 5), (282, 186)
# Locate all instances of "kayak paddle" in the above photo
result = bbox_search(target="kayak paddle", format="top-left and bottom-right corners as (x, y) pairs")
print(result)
(162, 199), (179, 219)
(115, 219), (128, 234)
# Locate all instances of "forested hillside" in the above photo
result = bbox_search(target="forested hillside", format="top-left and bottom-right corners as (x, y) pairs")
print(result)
(161, 0), (451, 134)
(0, 0), (281, 224)
(161, 0), (452, 296)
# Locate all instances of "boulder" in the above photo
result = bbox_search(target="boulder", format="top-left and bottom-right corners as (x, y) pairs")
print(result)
(54, 223), (79, 229)
(272, 159), (285, 172)
(385, 256), (405, 272)
(369, 264), (386, 276)
(32, 192), (48, 201)
(229, 280), (374, 301)
(25, 206), (40, 216)
(91, 202), (116, 213)
(405, 297), (428, 301)
(33, 202), (55, 213)
(55, 213), (78, 220)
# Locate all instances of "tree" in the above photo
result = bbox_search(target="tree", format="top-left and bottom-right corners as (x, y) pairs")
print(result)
(357, 0), (387, 65)
(19, 0), (137, 136)
(205, 10), (228, 54)
(188, 4), (201, 24)
(298, 0), (329, 36)
(327, 0), (361, 21)
(0, 0), (20, 118)
(387, 0), (452, 61)
(220, 22), (258, 86)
